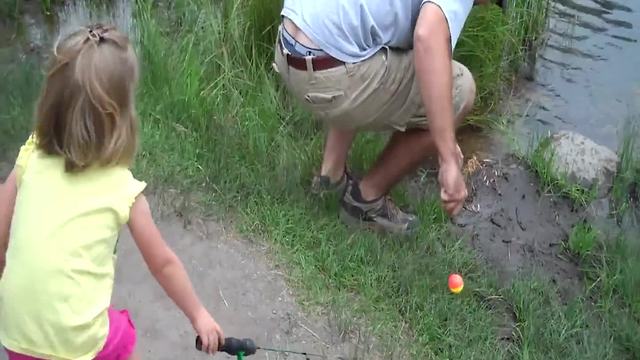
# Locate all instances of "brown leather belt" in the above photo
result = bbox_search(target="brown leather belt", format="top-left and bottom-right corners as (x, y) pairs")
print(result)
(278, 41), (344, 72)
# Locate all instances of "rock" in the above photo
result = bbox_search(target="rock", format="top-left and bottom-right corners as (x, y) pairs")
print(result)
(546, 131), (619, 197)
(585, 197), (611, 220)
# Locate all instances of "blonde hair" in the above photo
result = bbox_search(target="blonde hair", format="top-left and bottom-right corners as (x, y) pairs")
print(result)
(35, 23), (139, 173)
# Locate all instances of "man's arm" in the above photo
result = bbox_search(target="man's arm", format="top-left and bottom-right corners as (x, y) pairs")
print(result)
(414, 3), (458, 164)
(0, 170), (17, 277)
(414, 3), (468, 216)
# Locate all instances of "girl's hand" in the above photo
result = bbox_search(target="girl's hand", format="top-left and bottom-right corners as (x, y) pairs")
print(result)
(192, 308), (224, 355)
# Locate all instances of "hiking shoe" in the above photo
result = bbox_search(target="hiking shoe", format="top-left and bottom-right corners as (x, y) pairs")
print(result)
(339, 180), (419, 235)
(311, 170), (351, 196)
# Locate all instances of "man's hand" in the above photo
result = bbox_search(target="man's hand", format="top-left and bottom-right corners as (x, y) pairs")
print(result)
(438, 150), (468, 216)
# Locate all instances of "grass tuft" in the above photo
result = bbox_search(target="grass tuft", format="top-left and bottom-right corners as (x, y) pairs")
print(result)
(567, 221), (598, 258)
(611, 116), (640, 220)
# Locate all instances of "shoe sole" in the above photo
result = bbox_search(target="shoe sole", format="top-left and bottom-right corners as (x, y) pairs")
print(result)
(339, 208), (418, 236)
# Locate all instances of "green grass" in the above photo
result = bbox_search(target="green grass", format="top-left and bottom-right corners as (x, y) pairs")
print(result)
(567, 221), (598, 258)
(455, 0), (550, 127)
(0, 0), (62, 18)
(566, 222), (640, 357)
(7, 0), (640, 358)
(611, 116), (640, 221)
(503, 0), (550, 66)
(524, 136), (597, 206)
(0, 48), (40, 156)
(0, 0), (20, 20)
(504, 219), (639, 359)
(132, 2), (511, 356)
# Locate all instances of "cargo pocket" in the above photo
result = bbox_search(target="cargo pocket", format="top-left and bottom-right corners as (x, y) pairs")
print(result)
(304, 91), (344, 106)
(303, 90), (346, 122)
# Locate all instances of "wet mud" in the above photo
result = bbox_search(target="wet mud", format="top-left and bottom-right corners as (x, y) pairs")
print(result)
(455, 155), (583, 302)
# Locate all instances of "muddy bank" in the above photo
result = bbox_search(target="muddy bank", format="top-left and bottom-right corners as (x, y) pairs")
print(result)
(409, 151), (584, 303)
(458, 156), (583, 301)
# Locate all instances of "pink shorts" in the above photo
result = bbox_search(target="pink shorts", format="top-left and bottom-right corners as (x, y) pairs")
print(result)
(5, 308), (137, 360)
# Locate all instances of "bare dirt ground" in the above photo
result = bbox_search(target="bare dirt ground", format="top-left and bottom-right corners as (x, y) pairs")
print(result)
(455, 155), (583, 302)
(0, 161), (358, 360)
(406, 144), (587, 346)
(110, 203), (354, 360)
(409, 136), (584, 303)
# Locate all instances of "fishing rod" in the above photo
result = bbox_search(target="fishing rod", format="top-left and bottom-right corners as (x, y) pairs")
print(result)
(196, 336), (326, 360)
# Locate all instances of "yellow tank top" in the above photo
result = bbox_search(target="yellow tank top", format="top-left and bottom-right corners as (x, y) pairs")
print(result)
(0, 136), (146, 360)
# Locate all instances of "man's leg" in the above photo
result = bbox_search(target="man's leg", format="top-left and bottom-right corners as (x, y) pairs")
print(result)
(339, 64), (476, 234)
(359, 129), (435, 200)
(320, 126), (356, 182)
(311, 126), (357, 195)
(359, 90), (474, 201)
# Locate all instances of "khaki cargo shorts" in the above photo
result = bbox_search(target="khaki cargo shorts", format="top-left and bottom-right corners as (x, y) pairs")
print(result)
(273, 42), (475, 132)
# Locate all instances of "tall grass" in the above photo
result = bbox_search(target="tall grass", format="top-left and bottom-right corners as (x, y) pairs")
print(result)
(0, 0), (65, 18)
(0, 51), (40, 155)
(456, 0), (550, 126)
(0, 0), (20, 19)
(503, 0), (550, 67)
(612, 116), (640, 221)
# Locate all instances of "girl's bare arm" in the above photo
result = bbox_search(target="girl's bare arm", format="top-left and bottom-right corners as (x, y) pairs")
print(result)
(127, 194), (224, 354)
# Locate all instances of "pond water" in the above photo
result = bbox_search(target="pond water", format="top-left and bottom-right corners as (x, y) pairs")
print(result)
(515, 0), (640, 151)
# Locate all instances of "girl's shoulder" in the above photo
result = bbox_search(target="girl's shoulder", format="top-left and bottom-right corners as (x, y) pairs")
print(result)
(109, 167), (147, 224)
(15, 134), (38, 186)
(14, 134), (147, 225)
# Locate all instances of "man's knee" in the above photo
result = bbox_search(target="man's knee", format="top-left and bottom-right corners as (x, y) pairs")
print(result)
(466, 73), (477, 113)
(461, 66), (476, 115)
(454, 63), (476, 124)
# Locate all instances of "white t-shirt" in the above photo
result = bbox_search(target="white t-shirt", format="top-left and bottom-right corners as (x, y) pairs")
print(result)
(282, 0), (474, 63)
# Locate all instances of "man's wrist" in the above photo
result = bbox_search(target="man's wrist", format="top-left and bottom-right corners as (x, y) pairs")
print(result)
(438, 144), (460, 165)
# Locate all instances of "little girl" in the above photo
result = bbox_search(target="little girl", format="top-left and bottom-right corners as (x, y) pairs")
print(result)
(0, 24), (223, 359)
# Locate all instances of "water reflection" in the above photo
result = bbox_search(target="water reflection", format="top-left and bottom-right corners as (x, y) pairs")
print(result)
(517, 0), (640, 150)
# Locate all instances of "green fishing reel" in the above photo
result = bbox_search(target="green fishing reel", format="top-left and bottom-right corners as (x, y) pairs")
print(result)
(196, 336), (257, 359)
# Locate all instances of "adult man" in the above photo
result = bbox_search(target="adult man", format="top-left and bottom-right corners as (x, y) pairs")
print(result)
(274, 1), (491, 234)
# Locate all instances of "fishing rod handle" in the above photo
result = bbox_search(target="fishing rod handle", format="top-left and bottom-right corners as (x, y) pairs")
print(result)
(196, 336), (257, 356)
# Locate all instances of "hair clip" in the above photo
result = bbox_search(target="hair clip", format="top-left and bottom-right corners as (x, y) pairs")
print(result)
(87, 28), (104, 43)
